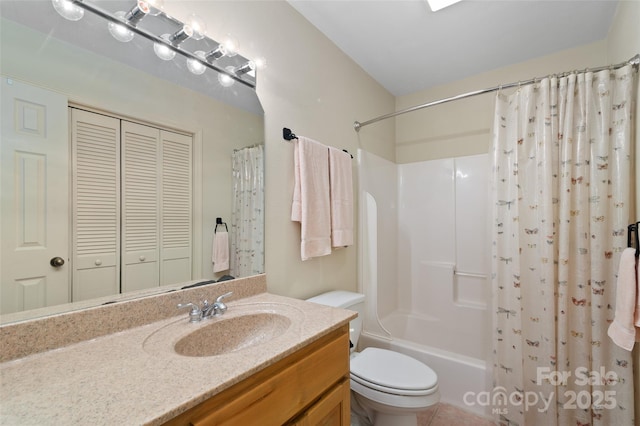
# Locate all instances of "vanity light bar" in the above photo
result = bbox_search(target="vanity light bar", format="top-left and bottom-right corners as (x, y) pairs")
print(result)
(67, 0), (257, 89)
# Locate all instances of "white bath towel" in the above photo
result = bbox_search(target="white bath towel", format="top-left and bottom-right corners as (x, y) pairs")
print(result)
(291, 136), (332, 260)
(291, 139), (302, 222)
(607, 247), (639, 351)
(212, 231), (230, 272)
(329, 146), (354, 247)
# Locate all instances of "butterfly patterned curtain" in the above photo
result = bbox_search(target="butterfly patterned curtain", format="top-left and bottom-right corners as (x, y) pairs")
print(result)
(491, 65), (635, 426)
(230, 144), (264, 277)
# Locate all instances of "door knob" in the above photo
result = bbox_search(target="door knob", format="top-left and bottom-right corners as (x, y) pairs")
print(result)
(50, 257), (65, 267)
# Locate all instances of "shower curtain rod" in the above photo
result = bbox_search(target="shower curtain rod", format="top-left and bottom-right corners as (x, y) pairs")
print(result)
(353, 53), (640, 132)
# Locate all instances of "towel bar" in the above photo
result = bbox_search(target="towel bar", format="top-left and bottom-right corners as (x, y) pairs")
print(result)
(282, 127), (353, 158)
(454, 270), (487, 279)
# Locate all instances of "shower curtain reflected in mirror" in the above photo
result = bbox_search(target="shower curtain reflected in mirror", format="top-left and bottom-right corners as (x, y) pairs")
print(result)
(230, 144), (264, 277)
(491, 65), (635, 425)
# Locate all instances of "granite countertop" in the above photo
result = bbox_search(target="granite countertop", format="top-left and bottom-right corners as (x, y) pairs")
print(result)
(0, 292), (355, 425)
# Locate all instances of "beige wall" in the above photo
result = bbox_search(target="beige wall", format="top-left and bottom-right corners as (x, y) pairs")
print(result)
(394, 41), (608, 163)
(607, 0), (640, 219)
(164, 1), (395, 299)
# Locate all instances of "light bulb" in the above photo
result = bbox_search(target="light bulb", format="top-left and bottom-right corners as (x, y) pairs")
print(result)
(254, 57), (267, 70)
(153, 35), (176, 61)
(153, 26), (192, 61)
(218, 66), (236, 87)
(108, 2), (149, 43)
(222, 34), (239, 57)
(52, 0), (84, 21)
(186, 13), (207, 41)
(108, 11), (134, 42)
(187, 51), (207, 75)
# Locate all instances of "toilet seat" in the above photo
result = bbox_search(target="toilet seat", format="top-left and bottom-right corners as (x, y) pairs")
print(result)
(350, 348), (438, 397)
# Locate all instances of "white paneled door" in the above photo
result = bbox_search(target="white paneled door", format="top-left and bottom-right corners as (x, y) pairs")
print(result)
(0, 77), (70, 314)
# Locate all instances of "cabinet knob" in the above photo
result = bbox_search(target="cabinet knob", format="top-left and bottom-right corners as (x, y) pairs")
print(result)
(95, 259), (102, 266)
(139, 256), (146, 262)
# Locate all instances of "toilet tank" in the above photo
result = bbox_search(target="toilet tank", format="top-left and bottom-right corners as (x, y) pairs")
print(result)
(306, 291), (365, 350)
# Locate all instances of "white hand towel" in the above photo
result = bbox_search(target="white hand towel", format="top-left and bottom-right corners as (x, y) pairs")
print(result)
(212, 231), (230, 273)
(607, 247), (639, 350)
(291, 136), (331, 260)
(329, 147), (354, 247)
(291, 139), (302, 222)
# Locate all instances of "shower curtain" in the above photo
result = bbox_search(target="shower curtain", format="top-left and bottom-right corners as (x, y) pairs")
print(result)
(491, 65), (635, 425)
(230, 144), (264, 277)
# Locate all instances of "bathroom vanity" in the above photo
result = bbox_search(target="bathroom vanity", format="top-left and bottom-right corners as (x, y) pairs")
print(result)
(165, 326), (350, 426)
(0, 275), (354, 425)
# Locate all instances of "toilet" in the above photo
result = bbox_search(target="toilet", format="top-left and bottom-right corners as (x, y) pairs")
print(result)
(307, 291), (439, 426)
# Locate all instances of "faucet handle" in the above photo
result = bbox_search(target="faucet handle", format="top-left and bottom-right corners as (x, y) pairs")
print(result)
(177, 302), (202, 323)
(214, 292), (233, 315)
(216, 292), (233, 303)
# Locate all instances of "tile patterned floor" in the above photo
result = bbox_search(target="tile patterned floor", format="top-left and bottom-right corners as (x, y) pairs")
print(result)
(417, 403), (495, 426)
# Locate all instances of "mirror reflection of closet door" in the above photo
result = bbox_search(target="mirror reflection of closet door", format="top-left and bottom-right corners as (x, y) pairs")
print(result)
(1, 78), (70, 314)
(71, 108), (120, 301)
(121, 124), (193, 291)
(71, 109), (193, 298)
(121, 121), (160, 293)
(158, 130), (192, 286)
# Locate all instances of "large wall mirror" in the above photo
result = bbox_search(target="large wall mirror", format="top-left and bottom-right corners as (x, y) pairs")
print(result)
(0, 0), (265, 323)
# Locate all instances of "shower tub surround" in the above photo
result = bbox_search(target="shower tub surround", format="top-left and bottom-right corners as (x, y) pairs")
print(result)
(358, 149), (491, 417)
(0, 274), (355, 425)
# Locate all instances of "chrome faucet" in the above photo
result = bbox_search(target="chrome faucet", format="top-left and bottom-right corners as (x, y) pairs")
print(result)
(202, 292), (233, 319)
(177, 302), (203, 323)
(178, 292), (234, 322)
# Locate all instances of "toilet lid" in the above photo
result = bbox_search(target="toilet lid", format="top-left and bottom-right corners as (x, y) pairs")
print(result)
(350, 348), (438, 395)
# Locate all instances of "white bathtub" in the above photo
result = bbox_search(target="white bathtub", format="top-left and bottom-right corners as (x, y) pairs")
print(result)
(359, 311), (491, 418)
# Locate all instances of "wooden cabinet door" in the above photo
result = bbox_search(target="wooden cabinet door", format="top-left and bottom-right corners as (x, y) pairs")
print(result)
(288, 379), (350, 426)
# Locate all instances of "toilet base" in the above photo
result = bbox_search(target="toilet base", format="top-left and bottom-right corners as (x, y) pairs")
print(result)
(351, 389), (438, 426)
(373, 412), (417, 426)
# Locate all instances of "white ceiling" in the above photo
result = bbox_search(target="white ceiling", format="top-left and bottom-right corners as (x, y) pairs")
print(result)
(288, 0), (619, 96)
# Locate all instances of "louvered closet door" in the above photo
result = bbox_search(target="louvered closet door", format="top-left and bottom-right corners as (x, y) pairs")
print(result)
(160, 130), (192, 285)
(71, 109), (120, 301)
(121, 121), (161, 292)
